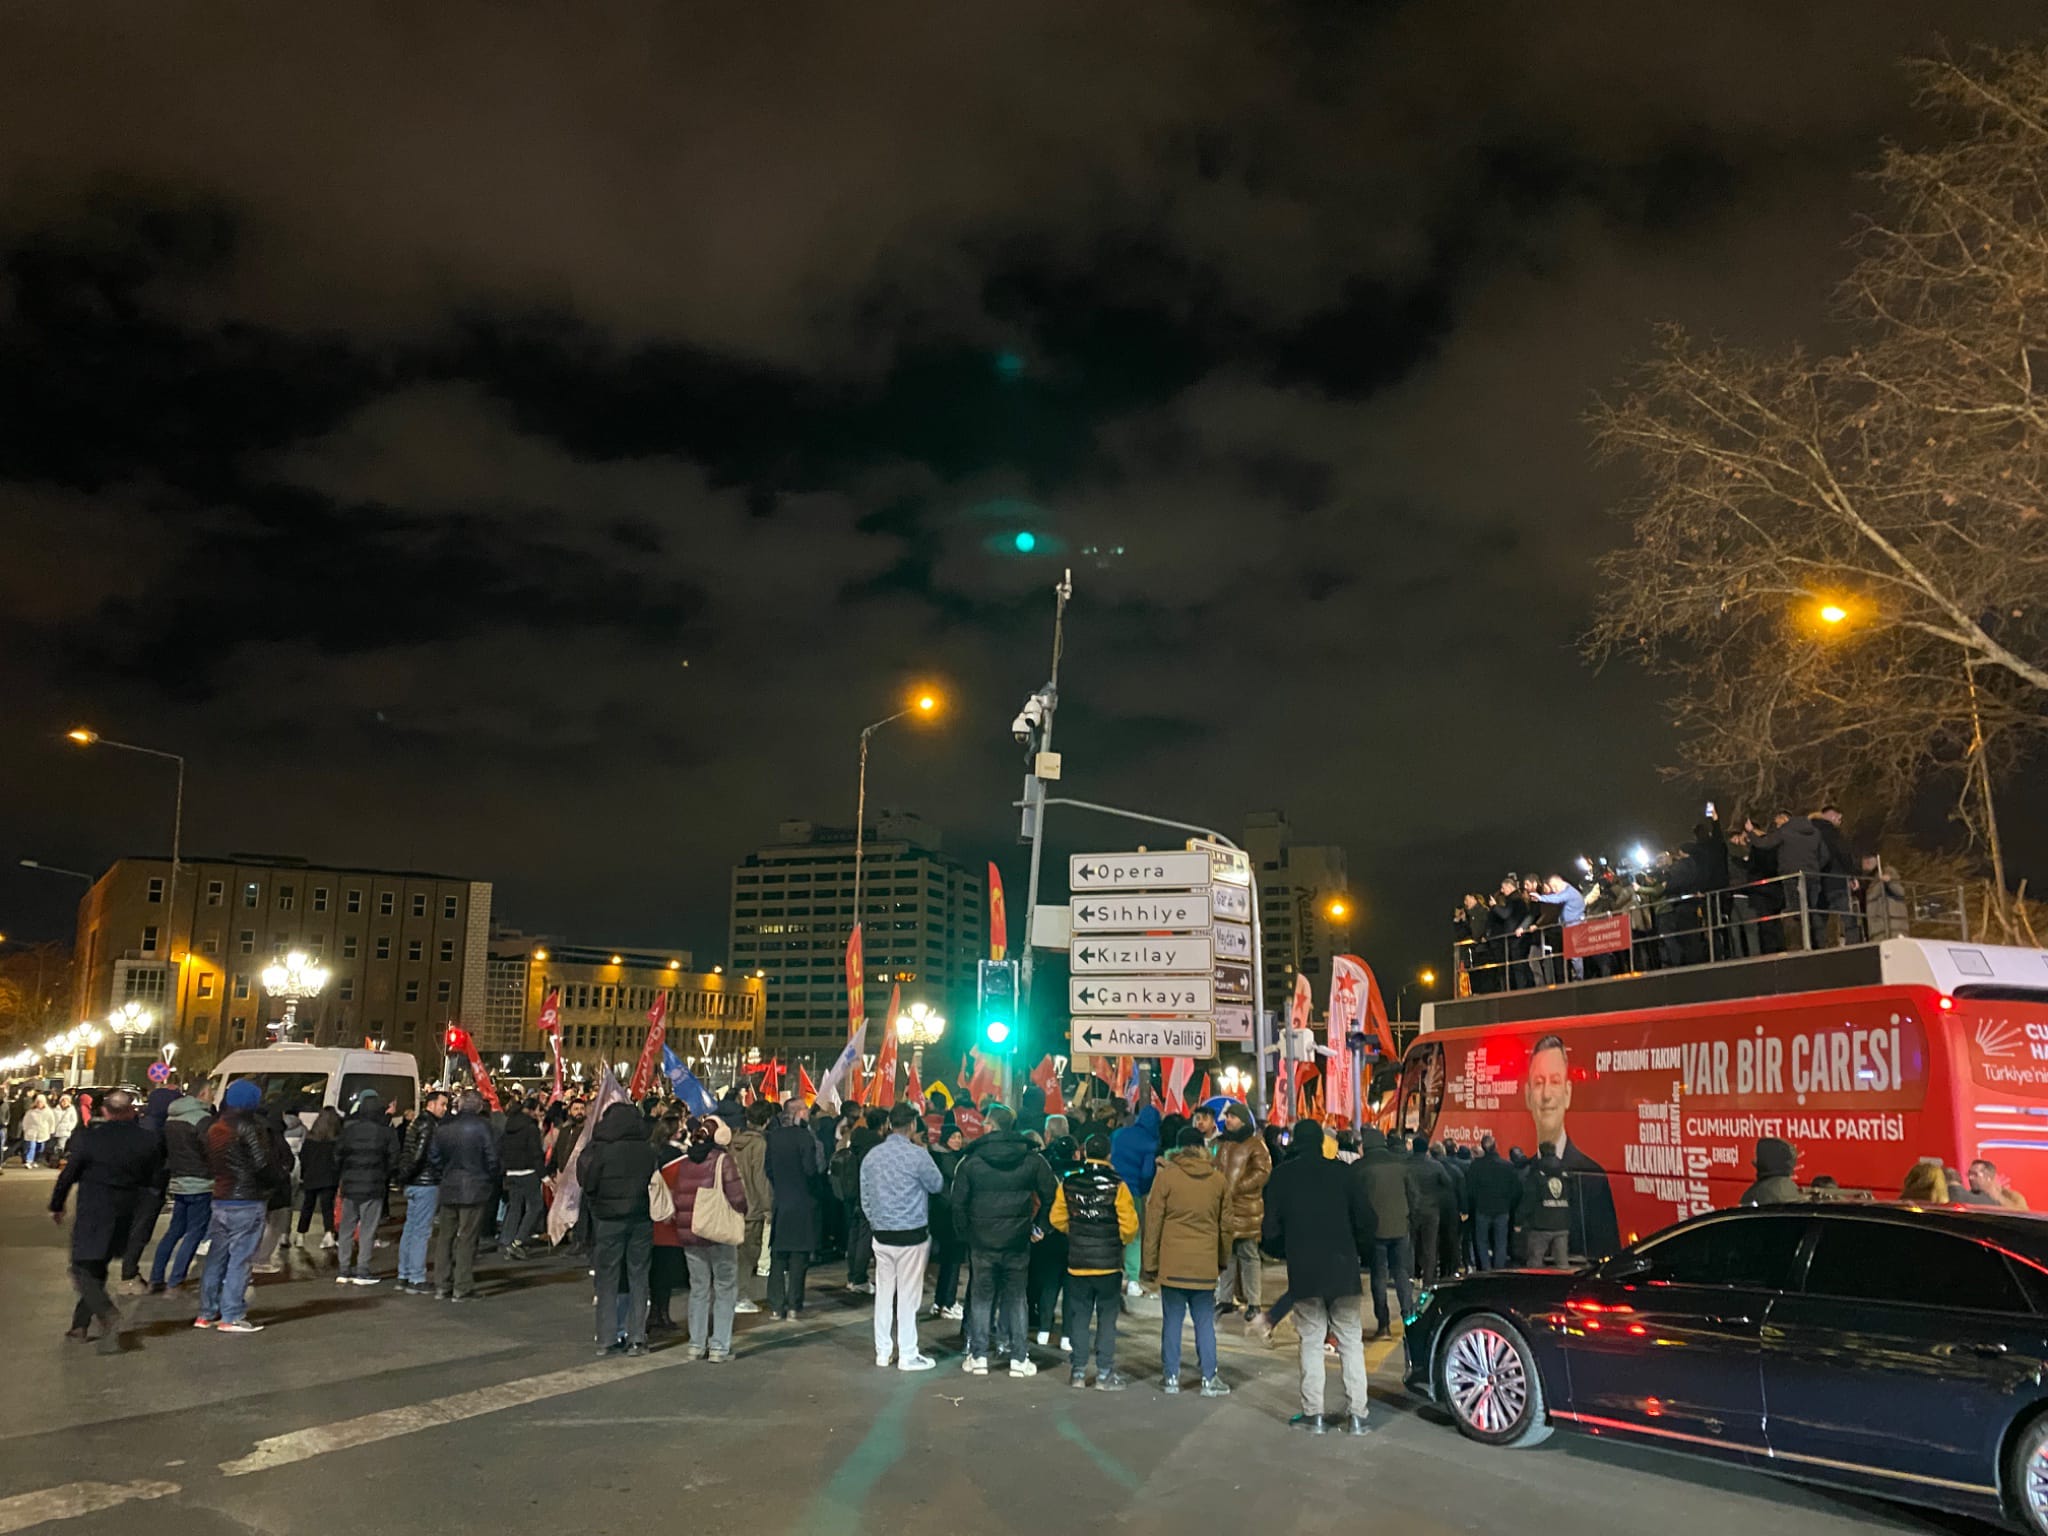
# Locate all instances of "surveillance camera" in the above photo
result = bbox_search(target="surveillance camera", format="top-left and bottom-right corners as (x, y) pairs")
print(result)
(1011, 714), (1034, 741)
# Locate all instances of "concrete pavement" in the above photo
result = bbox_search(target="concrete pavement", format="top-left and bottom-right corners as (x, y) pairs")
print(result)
(0, 1170), (1957, 1536)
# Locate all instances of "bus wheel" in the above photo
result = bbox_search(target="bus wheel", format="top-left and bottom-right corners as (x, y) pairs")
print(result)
(1439, 1313), (1551, 1448)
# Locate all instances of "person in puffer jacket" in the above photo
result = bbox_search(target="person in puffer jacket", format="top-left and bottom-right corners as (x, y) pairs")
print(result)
(335, 1092), (396, 1283)
(149, 1091), (216, 1291)
(1050, 1133), (1138, 1389)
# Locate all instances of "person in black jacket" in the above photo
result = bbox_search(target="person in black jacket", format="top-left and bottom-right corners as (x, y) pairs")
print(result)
(579, 1101), (660, 1354)
(198, 1079), (282, 1331)
(764, 1101), (823, 1319)
(117, 1087), (180, 1293)
(951, 1106), (1058, 1376)
(1813, 805), (1862, 945)
(1519, 1145), (1573, 1267)
(1750, 811), (1831, 949)
(1403, 1135), (1456, 1289)
(335, 1091), (396, 1284)
(1463, 1133), (1520, 1270)
(429, 1091), (501, 1301)
(397, 1090), (448, 1291)
(295, 1108), (343, 1254)
(148, 1090), (217, 1292)
(1260, 1121), (1375, 1434)
(51, 1091), (164, 1353)
(499, 1098), (546, 1258)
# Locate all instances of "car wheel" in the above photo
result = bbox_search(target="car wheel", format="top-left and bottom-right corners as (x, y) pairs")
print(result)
(2008, 1411), (2048, 1535)
(1438, 1312), (1551, 1448)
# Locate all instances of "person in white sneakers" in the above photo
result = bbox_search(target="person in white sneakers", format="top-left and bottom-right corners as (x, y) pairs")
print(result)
(860, 1102), (944, 1371)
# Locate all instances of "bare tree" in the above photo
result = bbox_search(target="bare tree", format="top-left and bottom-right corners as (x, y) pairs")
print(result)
(1589, 43), (2048, 932)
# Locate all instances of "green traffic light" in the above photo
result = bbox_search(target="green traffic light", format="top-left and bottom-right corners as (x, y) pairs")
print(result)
(985, 1019), (1011, 1046)
(1013, 531), (1036, 553)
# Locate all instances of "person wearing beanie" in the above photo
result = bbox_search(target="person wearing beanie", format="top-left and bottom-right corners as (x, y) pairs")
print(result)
(197, 1080), (282, 1332)
(1740, 1138), (1804, 1205)
(1211, 1101), (1271, 1320)
(662, 1113), (749, 1358)
(50, 1090), (163, 1353)
(149, 1086), (218, 1292)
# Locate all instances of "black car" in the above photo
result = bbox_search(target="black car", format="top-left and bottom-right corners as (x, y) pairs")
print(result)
(1404, 1204), (2048, 1533)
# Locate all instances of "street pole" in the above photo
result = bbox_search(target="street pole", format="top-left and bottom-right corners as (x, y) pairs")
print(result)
(1017, 568), (1071, 1024)
(1964, 657), (2013, 939)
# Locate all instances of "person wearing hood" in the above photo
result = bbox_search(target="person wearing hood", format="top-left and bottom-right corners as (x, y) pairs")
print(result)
(665, 1114), (749, 1360)
(198, 1079), (282, 1331)
(951, 1104), (1058, 1377)
(51, 1090), (164, 1353)
(115, 1086), (180, 1294)
(149, 1088), (217, 1292)
(1260, 1121), (1376, 1434)
(1210, 1102), (1272, 1318)
(1518, 1144), (1573, 1267)
(428, 1090), (500, 1302)
(579, 1101), (661, 1355)
(335, 1090), (396, 1284)
(1353, 1127), (1412, 1338)
(1143, 1124), (1232, 1397)
(1109, 1093), (1162, 1298)
(764, 1098), (823, 1321)
(498, 1097), (546, 1260)
(728, 1099), (775, 1313)
(295, 1107), (344, 1255)
(1740, 1138), (1804, 1205)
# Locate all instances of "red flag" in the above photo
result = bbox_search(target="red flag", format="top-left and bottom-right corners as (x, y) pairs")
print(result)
(872, 983), (902, 1108)
(1044, 1067), (1066, 1115)
(988, 862), (1008, 962)
(1199, 1072), (1213, 1103)
(1163, 1055), (1193, 1114)
(1029, 1054), (1057, 1096)
(757, 1057), (783, 1102)
(844, 924), (868, 1103)
(957, 1055), (973, 1091)
(628, 991), (670, 1100)
(905, 1057), (924, 1112)
(535, 987), (564, 1104)
(798, 1063), (819, 1107)
(967, 1050), (998, 1109)
(1091, 1057), (1118, 1088)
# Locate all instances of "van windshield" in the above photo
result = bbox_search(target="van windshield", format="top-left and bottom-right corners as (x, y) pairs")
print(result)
(219, 1071), (328, 1117)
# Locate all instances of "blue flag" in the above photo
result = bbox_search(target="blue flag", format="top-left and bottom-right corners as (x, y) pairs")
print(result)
(661, 1045), (716, 1115)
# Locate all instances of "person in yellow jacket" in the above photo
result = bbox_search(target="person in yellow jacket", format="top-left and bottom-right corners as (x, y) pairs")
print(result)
(1049, 1133), (1139, 1389)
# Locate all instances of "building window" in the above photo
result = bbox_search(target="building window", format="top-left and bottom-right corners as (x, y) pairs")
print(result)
(379, 892), (395, 916)
(238, 930), (254, 954)
(443, 895), (458, 920)
(376, 937), (391, 961)
(243, 882), (260, 908)
(338, 977), (355, 1001)
(404, 980), (420, 1003)
(278, 884), (295, 911)
(403, 939), (420, 962)
(146, 876), (164, 904)
(439, 939), (455, 962)
(411, 893), (427, 918)
(343, 934), (358, 959)
(233, 974), (249, 999)
(312, 887), (329, 912)
(231, 1016), (247, 1043)
(196, 974), (215, 1000)
(202, 933), (220, 955)
(436, 979), (452, 1003)
(206, 880), (224, 907)
(141, 924), (159, 954)
(346, 889), (363, 914)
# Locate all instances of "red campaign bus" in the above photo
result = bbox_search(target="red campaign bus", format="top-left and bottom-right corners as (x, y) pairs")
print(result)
(1393, 937), (2048, 1255)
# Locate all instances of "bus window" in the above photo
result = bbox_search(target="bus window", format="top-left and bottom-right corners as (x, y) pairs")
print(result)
(1396, 1042), (1445, 1138)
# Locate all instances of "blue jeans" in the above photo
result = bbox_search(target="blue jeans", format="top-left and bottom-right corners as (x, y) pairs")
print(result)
(1475, 1214), (1510, 1271)
(151, 1192), (213, 1287)
(1161, 1286), (1218, 1381)
(198, 1200), (266, 1323)
(399, 1185), (439, 1283)
(23, 1141), (44, 1167)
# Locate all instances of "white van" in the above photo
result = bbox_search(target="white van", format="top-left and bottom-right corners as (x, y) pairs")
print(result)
(209, 1044), (420, 1131)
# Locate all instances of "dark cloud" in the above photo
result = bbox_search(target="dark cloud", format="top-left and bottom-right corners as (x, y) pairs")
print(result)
(2, 0), (2043, 984)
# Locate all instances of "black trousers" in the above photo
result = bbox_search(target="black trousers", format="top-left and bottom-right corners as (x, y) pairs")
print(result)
(1410, 1210), (1442, 1288)
(297, 1185), (338, 1234)
(121, 1188), (167, 1280)
(71, 1259), (115, 1330)
(767, 1249), (810, 1315)
(845, 1202), (873, 1284)
(649, 1246), (685, 1322)
(593, 1216), (653, 1345)
(1065, 1271), (1120, 1374)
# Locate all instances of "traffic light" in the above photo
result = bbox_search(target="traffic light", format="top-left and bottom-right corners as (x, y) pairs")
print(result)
(977, 959), (1020, 1052)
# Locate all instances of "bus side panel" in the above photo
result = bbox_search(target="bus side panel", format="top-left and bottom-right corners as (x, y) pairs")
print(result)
(1418, 987), (1940, 1248)
(1956, 998), (2048, 1205)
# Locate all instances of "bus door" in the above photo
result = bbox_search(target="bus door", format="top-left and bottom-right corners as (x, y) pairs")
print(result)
(1395, 1041), (1446, 1141)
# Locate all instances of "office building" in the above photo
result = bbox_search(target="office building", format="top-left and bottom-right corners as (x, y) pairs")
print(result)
(729, 814), (985, 1055)
(1245, 810), (1350, 1006)
(71, 854), (492, 1064)
(484, 934), (764, 1064)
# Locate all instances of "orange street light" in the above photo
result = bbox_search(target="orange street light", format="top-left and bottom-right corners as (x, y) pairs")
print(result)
(1817, 602), (1849, 626)
(1420, 968), (1438, 987)
(66, 728), (99, 745)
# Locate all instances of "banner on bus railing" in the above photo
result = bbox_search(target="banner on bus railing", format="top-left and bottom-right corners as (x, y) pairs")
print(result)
(1563, 913), (1633, 959)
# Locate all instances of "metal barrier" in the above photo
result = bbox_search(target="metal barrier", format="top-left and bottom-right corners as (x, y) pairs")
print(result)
(1451, 873), (1969, 995)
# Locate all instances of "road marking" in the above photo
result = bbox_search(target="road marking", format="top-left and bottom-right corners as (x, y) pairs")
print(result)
(218, 1352), (679, 1476)
(0, 1481), (180, 1533)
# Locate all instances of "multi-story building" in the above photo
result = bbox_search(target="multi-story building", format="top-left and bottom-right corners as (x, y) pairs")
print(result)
(482, 936), (763, 1069)
(70, 854), (492, 1065)
(728, 814), (985, 1057)
(1245, 811), (1350, 1006)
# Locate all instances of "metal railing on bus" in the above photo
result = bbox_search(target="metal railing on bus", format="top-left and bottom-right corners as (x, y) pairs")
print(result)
(1450, 873), (1969, 995)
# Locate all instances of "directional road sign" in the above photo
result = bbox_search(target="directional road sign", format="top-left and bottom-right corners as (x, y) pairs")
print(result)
(1211, 920), (1252, 960)
(1186, 836), (1252, 887)
(1212, 961), (1254, 1002)
(1072, 891), (1212, 932)
(1070, 851), (1212, 892)
(1070, 1018), (1216, 1057)
(1210, 883), (1251, 922)
(1069, 976), (1213, 1014)
(1213, 1003), (1254, 1042)
(1071, 936), (1212, 974)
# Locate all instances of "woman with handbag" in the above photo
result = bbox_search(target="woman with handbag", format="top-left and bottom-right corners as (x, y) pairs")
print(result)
(666, 1115), (748, 1360)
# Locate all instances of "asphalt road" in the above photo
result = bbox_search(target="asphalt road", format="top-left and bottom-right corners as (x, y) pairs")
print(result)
(0, 1170), (1986, 1536)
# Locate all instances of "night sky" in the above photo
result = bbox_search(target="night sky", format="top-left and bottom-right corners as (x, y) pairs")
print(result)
(3, 3), (2043, 990)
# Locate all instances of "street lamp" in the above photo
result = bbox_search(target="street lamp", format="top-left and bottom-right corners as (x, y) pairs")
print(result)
(894, 1001), (947, 1087)
(45, 1023), (101, 1088)
(1218, 1064), (1250, 1099)
(853, 686), (944, 955)
(261, 950), (330, 1043)
(66, 728), (187, 1043)
(19, 859), (96, 883)
(106, 1000), (155, 1086)
(1397, 967), (1440, 1022)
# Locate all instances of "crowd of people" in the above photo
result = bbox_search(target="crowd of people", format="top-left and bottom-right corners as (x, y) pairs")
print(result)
(1452, 805), (1912, 991)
